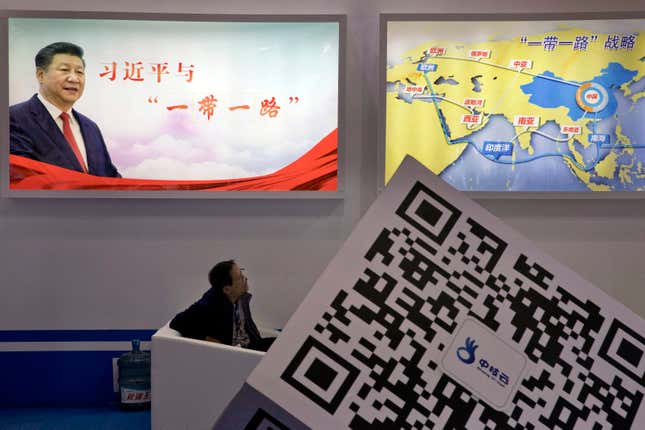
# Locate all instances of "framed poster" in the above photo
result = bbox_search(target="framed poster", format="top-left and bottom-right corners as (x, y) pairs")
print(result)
(2, 11), (345, 198)
(381, 13), (645, 195)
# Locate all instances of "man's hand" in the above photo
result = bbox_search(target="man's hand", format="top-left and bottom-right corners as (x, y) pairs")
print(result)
(205, 336), (223, 344)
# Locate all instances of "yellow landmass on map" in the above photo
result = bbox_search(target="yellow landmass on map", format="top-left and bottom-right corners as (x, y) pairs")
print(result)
(386, 92), (466, 180)
(567, 139), (586, 167)
(595, 152), (618, 180)
(619, 164), (634, 185)
(563, 157), (611, 191)
(386, 26), (645, 189)
(632, 92), (645, 103)
(615, 123), (634, 148)
(637, 162), (645, 179)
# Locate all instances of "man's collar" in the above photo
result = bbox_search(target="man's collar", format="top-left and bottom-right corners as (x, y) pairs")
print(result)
(37, 93), (73, 119)
(239, 292), (252, 304)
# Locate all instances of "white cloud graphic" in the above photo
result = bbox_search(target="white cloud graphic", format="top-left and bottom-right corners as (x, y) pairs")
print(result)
(122, 157), (259, 180)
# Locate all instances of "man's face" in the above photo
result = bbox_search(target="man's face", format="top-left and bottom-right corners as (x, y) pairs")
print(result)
(225, 263), (249, 303)
(37, 53), (85, 111)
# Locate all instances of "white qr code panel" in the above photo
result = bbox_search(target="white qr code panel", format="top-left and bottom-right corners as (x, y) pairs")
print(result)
(219, 156), (645, 430)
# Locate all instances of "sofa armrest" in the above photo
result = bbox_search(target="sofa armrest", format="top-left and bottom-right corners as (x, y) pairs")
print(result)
(151, 322), (265, 430)
(259, 327), (281, 338)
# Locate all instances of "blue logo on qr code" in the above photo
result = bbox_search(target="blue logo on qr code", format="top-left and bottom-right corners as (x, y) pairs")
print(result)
(442, 318), (526, 408)
(456, 336), (511, 387)
(456, 337), (478, 364)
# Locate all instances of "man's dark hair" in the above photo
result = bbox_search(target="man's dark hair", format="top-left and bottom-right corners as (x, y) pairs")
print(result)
(35, 42), (85, 70)
(208, 260), (236, 291)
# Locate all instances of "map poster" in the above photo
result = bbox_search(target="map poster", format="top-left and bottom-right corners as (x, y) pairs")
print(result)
(384, 16), (645, 192)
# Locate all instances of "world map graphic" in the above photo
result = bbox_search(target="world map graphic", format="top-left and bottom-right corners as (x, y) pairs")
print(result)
(386, 20), (645, 192)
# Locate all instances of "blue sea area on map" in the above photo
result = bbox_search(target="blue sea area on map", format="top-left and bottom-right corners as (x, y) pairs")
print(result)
(628, 75), (645, 95)
(439, 97), (645, 191)
(440, 116), (589, 191)
(616, 92), (645, 146)
(586, 93), (645, 191)
(394, 59), (644, 190)
(520, 62), (637, 121)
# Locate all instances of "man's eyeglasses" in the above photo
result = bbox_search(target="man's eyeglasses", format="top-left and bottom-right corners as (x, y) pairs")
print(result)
(235, 268), (246, 282)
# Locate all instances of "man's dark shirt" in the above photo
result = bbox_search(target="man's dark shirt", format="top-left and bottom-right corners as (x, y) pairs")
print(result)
(170, 289), (274, 352)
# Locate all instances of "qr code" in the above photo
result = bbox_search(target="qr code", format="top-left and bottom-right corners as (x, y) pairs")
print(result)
(280, 181), (644, 429)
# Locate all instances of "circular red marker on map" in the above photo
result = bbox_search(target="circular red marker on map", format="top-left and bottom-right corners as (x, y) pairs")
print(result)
(576, 82), (609, 113)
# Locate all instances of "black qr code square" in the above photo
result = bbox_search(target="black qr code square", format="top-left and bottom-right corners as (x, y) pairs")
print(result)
(244, 408), (290, 430)
(599, 319), (645, 386)
(281, 336), (360, 414)
(395, 181), (462, 246)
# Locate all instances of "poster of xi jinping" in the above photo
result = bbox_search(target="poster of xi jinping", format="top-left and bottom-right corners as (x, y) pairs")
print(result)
(7, 15), (342, 194)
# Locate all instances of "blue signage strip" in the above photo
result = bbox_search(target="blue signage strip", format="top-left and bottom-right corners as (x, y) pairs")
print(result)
(0, 351), (123, 407)
(0, 329), (156, 342)
(0, 329), (156, 407)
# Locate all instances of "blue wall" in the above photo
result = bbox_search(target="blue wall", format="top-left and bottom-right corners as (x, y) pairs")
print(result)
(0, 330), (155, 407)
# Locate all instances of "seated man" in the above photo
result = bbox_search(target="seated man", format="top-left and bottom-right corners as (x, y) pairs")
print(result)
(170, 260), (275, 352)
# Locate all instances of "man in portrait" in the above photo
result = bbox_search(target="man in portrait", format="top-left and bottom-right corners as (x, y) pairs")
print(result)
(10, 42), (120, 177)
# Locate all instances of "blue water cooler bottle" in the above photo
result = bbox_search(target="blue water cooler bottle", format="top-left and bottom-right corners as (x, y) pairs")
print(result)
(117, 339), (151, 410)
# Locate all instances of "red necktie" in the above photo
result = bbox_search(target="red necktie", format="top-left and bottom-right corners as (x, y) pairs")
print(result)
(60, 112), (88, 173)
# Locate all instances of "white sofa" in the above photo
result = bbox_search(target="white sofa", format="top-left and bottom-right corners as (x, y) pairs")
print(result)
(151, 322), (278, 430)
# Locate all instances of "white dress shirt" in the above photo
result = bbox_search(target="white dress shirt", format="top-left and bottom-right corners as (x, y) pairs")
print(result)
(37, 93), (88, 165)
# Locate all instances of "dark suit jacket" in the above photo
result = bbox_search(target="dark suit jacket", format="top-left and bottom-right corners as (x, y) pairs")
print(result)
(10, 94), (120, 177)
(170, 290), (274, 352)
